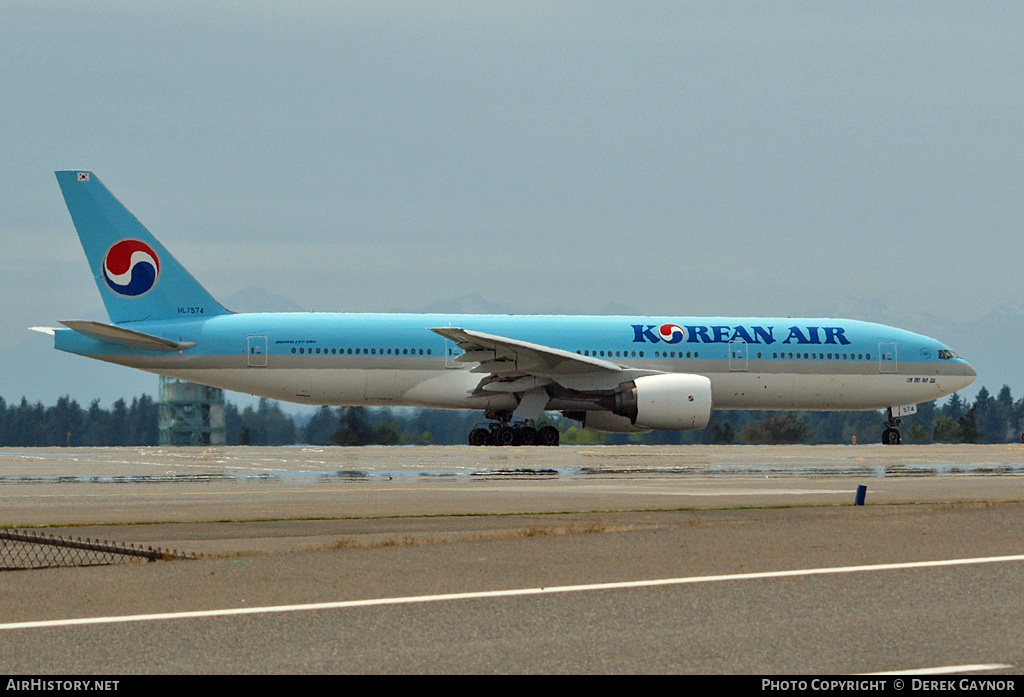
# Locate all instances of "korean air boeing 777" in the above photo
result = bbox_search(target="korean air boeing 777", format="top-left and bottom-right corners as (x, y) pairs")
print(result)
(44, 170), (976, 446)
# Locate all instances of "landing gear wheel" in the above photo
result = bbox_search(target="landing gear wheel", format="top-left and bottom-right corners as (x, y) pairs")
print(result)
(516, 426), (538, 446)
(538, 425), (560, 447)
(882, 428), (902, 446)
(496, 426), (517, 446)
(468, 428), (491, 446)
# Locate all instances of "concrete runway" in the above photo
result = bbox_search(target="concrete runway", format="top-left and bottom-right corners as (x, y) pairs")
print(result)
(2, 444), (1023, 674)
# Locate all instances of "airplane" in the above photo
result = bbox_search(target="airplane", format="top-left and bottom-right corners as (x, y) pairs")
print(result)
(42, 170), (977, 447)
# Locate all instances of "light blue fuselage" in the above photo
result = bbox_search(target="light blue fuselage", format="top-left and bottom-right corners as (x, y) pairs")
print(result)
(55, 312), (976, 412)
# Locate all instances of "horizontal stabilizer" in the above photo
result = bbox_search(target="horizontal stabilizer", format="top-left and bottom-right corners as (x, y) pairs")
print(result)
(59, 320), (197, 352)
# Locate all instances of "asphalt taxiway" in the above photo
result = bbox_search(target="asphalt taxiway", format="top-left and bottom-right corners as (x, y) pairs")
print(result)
(1, 444), (1023, 674)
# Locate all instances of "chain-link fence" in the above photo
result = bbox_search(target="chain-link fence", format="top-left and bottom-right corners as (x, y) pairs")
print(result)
(1, 529), (199, 570)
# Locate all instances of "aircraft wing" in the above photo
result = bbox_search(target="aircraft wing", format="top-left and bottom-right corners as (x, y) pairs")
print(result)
(430, 327), (658, 392)
(59, 320), (197, 352)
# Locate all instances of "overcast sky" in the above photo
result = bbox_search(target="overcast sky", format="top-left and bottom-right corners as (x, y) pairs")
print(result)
(3, 2), (1023, 406)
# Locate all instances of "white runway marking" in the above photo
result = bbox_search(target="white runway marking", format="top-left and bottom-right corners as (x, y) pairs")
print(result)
(2, 553), (1022, 631)
(648, 488), (854, 496)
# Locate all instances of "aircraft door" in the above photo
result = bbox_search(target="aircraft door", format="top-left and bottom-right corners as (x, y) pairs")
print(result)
(247, 335), (268, 367)
(878, 342), (897, 373)
(729, 340), (748, 372)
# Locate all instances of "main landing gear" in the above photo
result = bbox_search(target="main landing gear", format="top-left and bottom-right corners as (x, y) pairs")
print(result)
(882, 407), (903, 446)
(468, 420), (560, 447)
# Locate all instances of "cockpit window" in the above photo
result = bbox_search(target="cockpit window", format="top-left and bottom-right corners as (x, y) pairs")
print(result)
(938, 349), (960, 360)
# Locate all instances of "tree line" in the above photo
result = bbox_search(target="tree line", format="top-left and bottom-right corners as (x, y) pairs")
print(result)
(1, 385), (1022, 447)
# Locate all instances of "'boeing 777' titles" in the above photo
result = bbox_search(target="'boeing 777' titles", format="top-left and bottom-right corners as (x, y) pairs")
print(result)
(42, 171), (976, 446)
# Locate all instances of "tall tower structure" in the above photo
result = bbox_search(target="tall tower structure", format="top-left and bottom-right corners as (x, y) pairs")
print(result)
(157, 377), (226, 445)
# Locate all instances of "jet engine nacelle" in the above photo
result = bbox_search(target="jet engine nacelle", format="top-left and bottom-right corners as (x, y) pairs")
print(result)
(579, 411), (652, 433)
(610, 373), (713, 431)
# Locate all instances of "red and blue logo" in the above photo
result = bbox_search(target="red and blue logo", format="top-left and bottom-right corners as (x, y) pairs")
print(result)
(102, 240), (160, 297)
(657, 323), (686, 344)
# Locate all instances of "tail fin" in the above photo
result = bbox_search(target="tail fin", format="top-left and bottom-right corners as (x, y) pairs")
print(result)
(55, 170), (230, 324)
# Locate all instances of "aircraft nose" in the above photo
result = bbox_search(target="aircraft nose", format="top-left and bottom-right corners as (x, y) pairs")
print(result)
(959, 360), (977, 388)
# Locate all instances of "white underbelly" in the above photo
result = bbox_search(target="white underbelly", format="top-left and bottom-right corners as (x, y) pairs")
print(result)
(154, 367), (513, 410)
(710, 372), (954, 410)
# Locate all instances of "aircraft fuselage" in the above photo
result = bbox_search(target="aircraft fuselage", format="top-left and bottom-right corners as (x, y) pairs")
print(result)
(54, 312), (976, 412)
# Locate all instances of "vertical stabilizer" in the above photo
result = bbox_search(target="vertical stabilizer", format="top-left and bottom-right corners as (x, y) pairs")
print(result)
(55, 170), (230, 324)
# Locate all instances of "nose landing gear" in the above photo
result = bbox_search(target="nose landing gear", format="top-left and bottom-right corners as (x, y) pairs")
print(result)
(881, 406), (904, 445)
